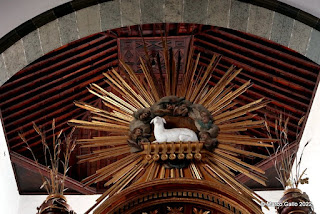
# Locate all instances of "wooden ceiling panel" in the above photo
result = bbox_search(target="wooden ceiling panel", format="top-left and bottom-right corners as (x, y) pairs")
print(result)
(0, 24), (319, 193)
(193, 27), (319, 144)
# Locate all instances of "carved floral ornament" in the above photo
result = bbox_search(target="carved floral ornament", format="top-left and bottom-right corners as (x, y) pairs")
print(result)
(69, 37), (273, 213)
(193, 208), (210, 214)
(167, 206), (184, 214)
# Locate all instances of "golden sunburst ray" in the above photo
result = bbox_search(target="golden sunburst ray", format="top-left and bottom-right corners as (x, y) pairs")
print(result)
(69, 37), (274, 213)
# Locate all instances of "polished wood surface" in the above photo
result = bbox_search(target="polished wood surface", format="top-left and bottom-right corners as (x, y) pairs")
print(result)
(93, 179), (263, 214)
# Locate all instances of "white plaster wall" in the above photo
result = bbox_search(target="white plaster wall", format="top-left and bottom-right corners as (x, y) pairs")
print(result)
(291, 82), (320, 212)
(279, 0), (320, 19)
(18, 195), (100, 214)
(0, 0), (71, 38)
(255, 79), (320, 213)
(256, 190), (284, 214)
(0, 121), (20, 214)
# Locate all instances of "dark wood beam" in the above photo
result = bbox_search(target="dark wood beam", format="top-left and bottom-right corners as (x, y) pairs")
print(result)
(13, 94), (99, 152)
(206, 27), (320, 72)
(10, 151), (96, 195)
(0, 34), (111, 93)
(197, 32), (318, 79)
(236, 142), (298, 184)
(216, 62), (310, 103)
(4, 59), (117, 132)
(194, 39), (315, 93)
(1, 48), (117, 115)
(196, 49), (310, 115)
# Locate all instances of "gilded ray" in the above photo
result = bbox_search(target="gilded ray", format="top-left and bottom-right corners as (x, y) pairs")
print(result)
(70, 36), (272, 213)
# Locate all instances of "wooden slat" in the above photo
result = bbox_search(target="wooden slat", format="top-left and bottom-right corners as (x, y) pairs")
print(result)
(207, 28), (319, 74)
(0, 34), (112, 94)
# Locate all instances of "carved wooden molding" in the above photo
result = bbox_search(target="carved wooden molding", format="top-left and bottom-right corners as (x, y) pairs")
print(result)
(94, 179), (263, 214)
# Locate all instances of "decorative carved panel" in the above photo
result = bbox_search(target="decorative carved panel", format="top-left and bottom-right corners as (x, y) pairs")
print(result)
(118, 36), (191, 74)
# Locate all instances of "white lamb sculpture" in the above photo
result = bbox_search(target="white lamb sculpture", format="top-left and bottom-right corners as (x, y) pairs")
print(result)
(150, 116), (198, 142)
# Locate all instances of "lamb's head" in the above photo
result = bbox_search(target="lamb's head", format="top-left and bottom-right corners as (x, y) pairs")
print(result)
(150, 116), (166, 125)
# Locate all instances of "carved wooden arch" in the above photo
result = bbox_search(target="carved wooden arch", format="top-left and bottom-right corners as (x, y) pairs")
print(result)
(94, 179), (263, 214)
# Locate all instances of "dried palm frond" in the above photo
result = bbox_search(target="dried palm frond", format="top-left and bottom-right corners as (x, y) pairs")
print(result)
(19, 120), (76, 195)
(265, 115), (309, 189)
